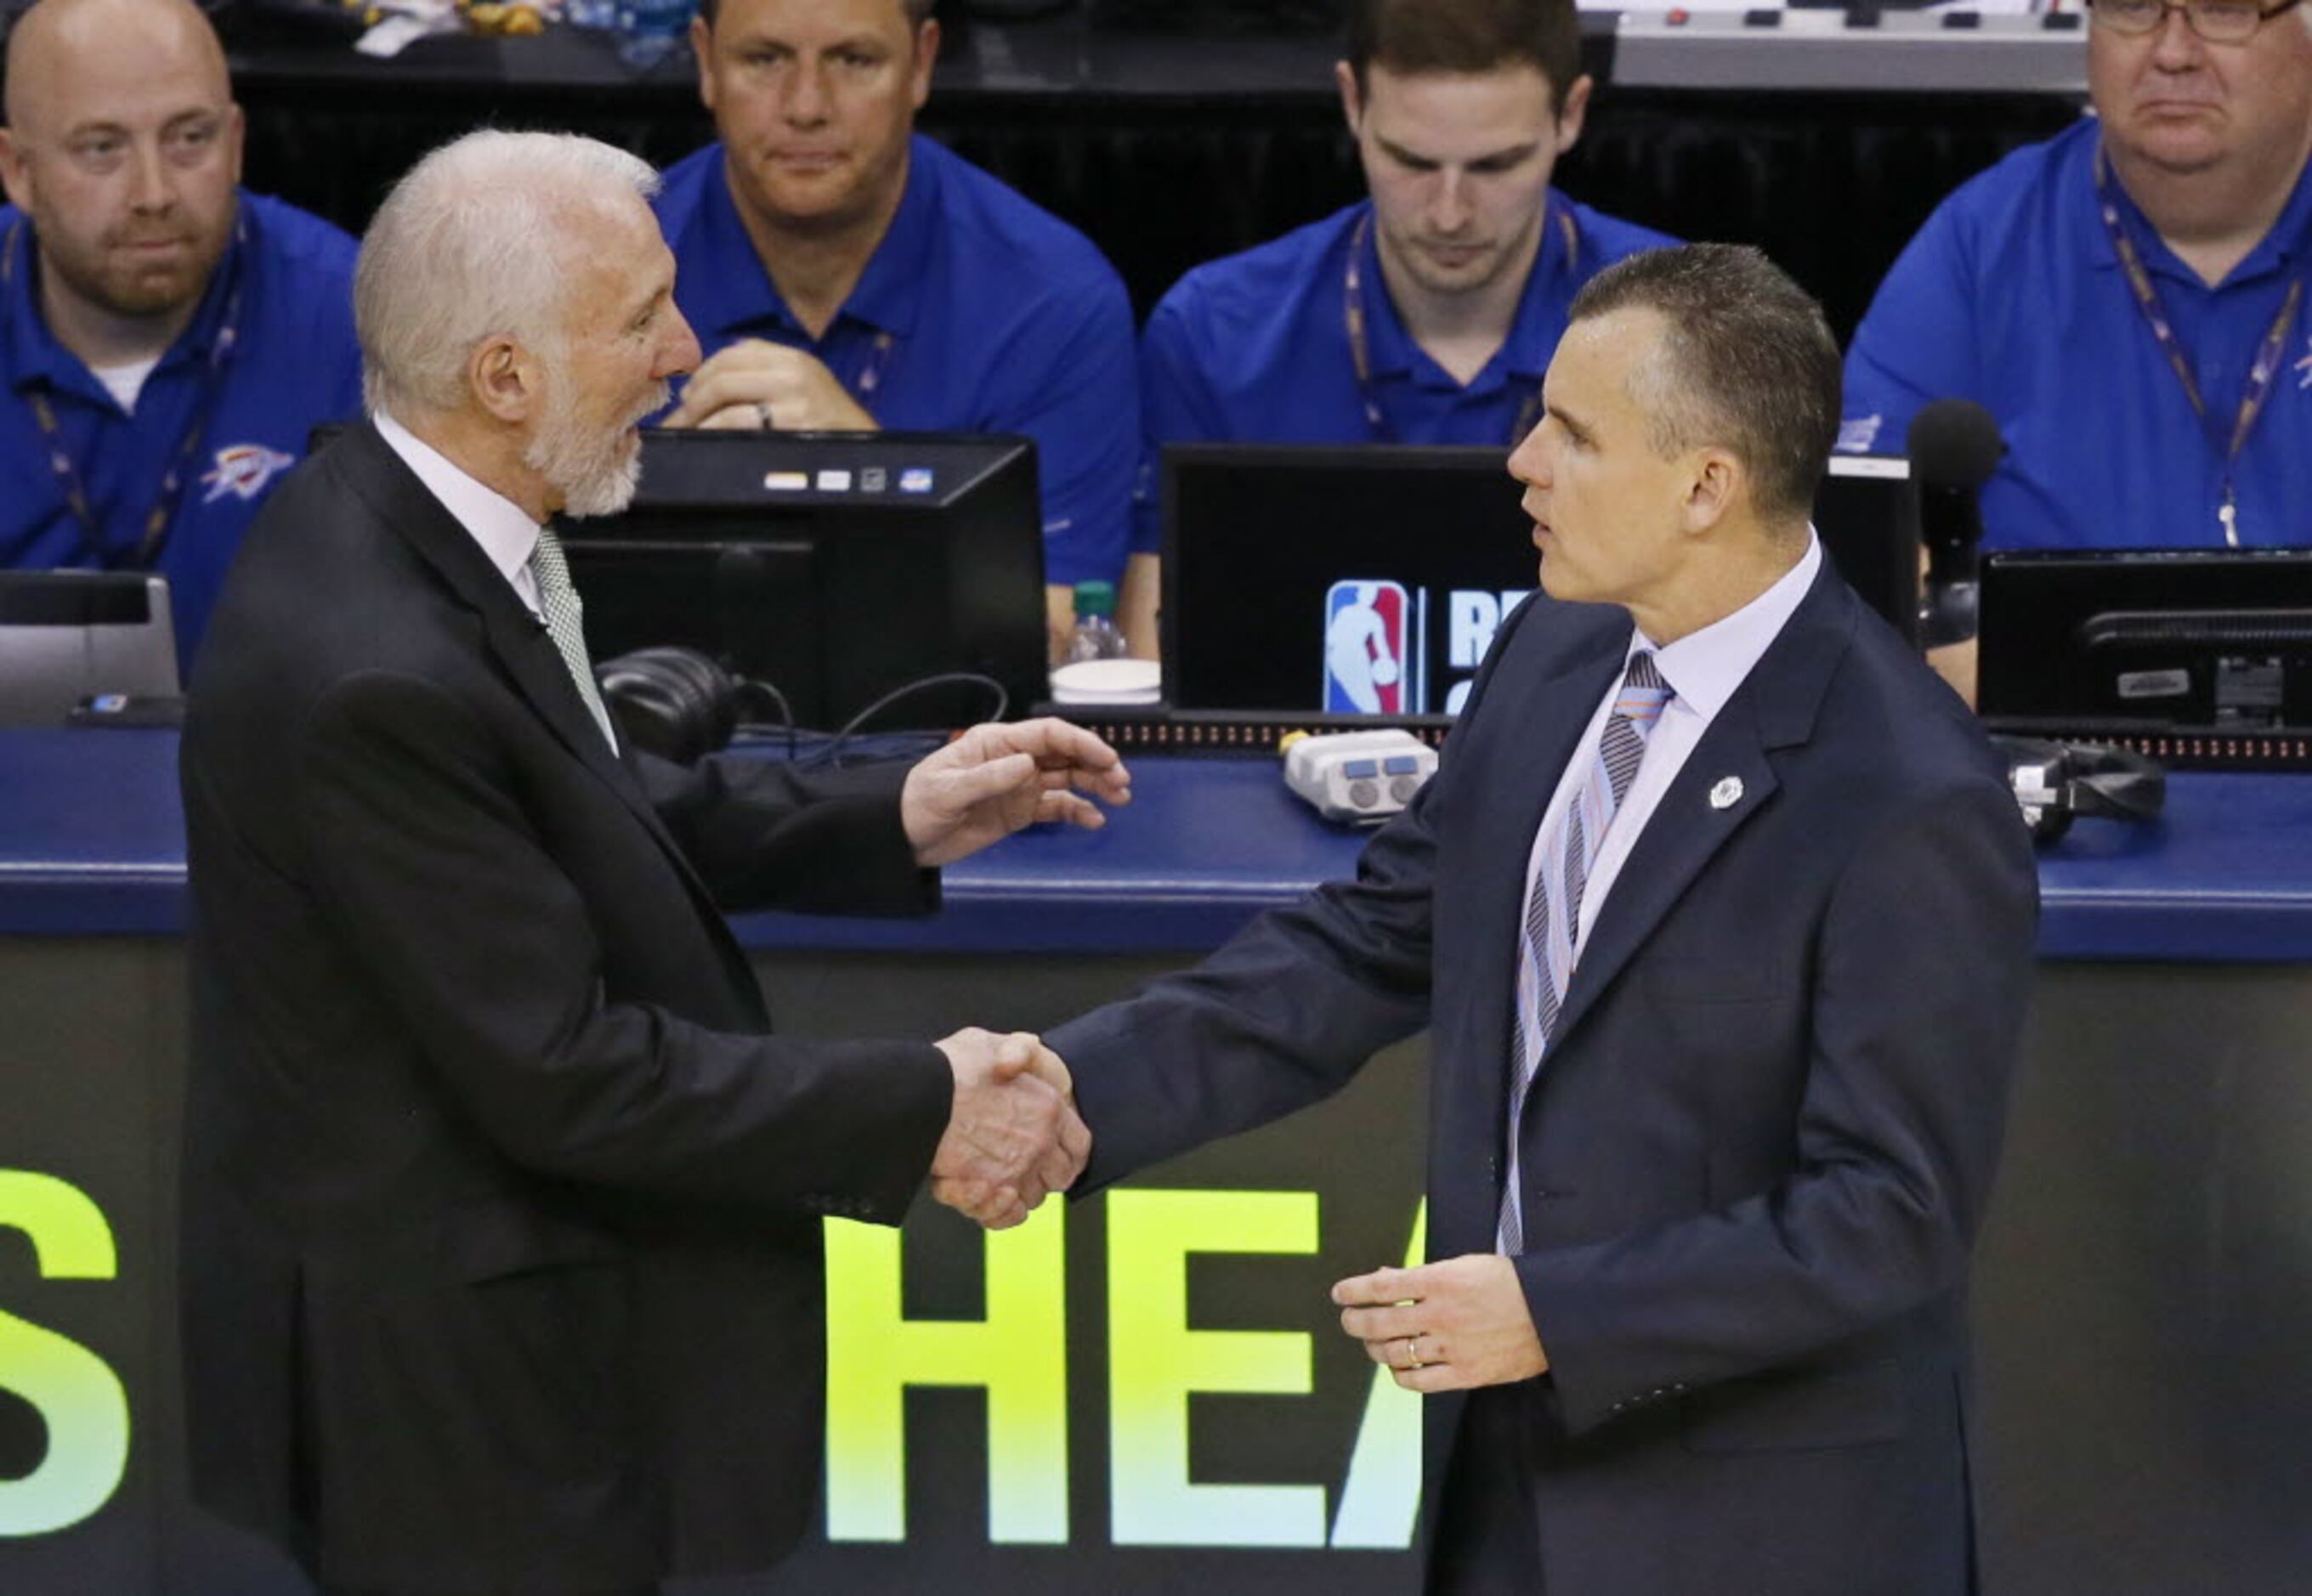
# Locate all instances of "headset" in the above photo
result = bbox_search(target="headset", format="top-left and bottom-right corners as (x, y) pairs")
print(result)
(596, 647), (792, 766)
(1988, 733), (2166, 845)
(594, 645), (1010, 765)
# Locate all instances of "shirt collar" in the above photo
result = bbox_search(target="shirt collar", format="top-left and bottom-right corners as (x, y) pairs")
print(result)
(373, 409), (544, 614)
(1, 199), (246, 396)
(1358, 191), (1577, 387)
(688, 139), (932, 345)
(1635, 532), (1822, 723)
(2087, 131), (2312, 286)
(841, 135), (935, 337)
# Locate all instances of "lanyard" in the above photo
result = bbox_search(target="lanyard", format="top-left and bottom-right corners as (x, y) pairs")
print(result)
(3, 214), (247, 569)
(1343, 203), (1576, 447)
(2093, 145), (2304, 549)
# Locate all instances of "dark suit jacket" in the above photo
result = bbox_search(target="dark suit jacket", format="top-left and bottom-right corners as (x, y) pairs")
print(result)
(1047, 563), (2038, 1595)
(178, 422), (956, 1592)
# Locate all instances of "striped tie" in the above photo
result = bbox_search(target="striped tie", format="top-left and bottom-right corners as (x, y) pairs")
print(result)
(526, 525), (619, 754)
(1498, 650), (1673, 1254)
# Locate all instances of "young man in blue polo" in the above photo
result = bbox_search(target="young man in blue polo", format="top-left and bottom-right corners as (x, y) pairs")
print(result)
(658, 0), (1139, 659)
(1841, 0), (2312, 554)
(0, 0), (362, 676)
(1117, 0), (1675, 653)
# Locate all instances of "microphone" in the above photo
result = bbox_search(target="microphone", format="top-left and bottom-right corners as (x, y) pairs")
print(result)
(1907, 399), (2004, 648)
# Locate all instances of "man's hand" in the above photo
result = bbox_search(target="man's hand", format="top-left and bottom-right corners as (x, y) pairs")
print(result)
(661, 339), (878, 433)
(1333, 1254), (1549, 1393)
(903, 719), (1131, 868)
(930, 1028), (1091, 1229)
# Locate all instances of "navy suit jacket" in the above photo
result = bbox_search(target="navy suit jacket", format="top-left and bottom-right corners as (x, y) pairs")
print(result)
(1048, 562), (2038, 1594)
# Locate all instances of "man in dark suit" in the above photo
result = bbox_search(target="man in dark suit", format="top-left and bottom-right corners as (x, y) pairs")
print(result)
(1045, 243), (2038, 1594)
(178, 129), (1126, 1594)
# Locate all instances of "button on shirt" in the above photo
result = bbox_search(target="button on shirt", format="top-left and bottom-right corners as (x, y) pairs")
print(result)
(654, 137), (1141, 588)
(1841, 118), (2312, 552)
(0, 191), (364, 671)
(1527, 536), (1822, 958)
(1132, 194), (1678, 553)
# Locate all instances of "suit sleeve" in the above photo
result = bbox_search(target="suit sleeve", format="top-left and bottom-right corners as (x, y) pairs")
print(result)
(1046, 790), (1437, 1188)
(292, 669), (952, 1220)
(1047, 588), (1542, 1186)
(1517, 776), (2039, 1436)
(633, 746), (938, 917)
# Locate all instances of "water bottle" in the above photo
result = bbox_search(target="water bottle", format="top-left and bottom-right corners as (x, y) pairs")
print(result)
(615, 0), (693, 68)
(1064, 580), (1129, 664)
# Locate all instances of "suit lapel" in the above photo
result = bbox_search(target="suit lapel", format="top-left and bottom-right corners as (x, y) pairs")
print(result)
(1549, 564), (1856, 1053)
(331, 423), (722, 911)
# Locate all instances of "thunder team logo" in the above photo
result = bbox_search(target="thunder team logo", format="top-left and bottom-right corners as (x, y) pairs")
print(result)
(200, 444), (298, 505)
(1324, 580), (1409, 714)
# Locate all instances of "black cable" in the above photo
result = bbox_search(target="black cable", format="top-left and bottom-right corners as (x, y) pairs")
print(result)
(818, 672), (1010, 764)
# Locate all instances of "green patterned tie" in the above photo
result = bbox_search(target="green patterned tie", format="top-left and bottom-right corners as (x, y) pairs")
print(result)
(525, 524), (618, 753)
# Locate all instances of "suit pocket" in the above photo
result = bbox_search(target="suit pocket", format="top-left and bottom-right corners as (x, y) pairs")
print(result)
(1679, 1358), (1910, 1453)
(444, 1198), (626, 1283)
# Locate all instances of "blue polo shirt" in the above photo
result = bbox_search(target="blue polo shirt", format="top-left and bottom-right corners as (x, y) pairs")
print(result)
(0, 190), (362, 673)
(1132, 194), (1678, 552)
(654, 136), (1139, 588)
(1842, 116), (2312, 550)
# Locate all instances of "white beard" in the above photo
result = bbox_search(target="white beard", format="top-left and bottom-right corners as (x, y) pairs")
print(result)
(526, 375), (668, 520)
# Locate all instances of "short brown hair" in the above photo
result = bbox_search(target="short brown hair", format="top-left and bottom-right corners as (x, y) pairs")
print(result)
(1345, 0), (1583, 111)
(1569, 244), (1842, 529)
(697, 0), (934, 31)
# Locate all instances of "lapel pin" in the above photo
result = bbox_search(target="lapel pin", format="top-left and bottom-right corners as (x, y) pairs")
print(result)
(1708, 776), (1743, 811)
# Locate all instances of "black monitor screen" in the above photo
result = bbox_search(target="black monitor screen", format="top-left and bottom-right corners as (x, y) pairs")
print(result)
(558, 430), (1048, 731)
(1980, 548), (2312, 744)
(1163, 445), (1920, 717)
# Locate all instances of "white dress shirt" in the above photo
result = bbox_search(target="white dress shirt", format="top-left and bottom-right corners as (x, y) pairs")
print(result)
(373, 410), (546, 620)
(1522, 534), (1823, 961)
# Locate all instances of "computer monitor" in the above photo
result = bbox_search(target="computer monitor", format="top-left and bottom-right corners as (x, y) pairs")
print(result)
(0, 570), (180, 727)
(556, 430), (1049, 731)
(1162, 445), (1920, 718)
(1979, 548), (2312, 767)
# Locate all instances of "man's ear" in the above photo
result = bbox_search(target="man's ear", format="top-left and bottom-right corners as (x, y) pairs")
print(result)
(0, 128), (33, 214)
(691, 14), (717, 112)
(1334, 59), (1364, 138)
(1683, 447), (1741, 536)
(1554, 74), (1594, 156)
(910, 18), (940, 111)
(468, 335), (541, 427)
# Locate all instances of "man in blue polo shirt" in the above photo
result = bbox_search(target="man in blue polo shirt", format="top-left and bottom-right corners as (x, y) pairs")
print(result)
(0, 0), (362, 676)
(1842, 0), (2312, 557)
(659, 0), (1138, 658)
(1119, 0), (1674, 652)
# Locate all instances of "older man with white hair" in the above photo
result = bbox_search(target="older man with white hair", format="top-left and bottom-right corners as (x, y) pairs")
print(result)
(178, 129), (1127, 1596)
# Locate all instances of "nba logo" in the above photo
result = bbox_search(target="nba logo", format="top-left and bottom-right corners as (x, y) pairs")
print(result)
(1324, 580), (1410, 714)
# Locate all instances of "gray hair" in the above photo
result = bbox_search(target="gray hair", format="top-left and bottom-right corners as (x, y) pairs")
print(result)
(355, 130), (660, 419)
(1569, 243), (1842, 530)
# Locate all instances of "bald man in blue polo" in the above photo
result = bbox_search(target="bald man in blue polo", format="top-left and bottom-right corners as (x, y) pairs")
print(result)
(0, 0), (361, 674)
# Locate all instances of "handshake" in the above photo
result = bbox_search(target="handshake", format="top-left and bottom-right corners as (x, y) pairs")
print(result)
(928, 1027), (1091, 1228)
